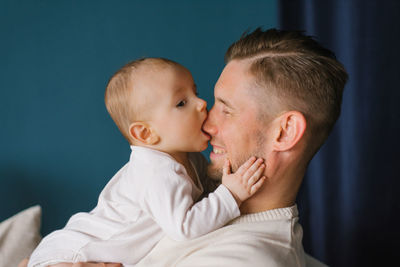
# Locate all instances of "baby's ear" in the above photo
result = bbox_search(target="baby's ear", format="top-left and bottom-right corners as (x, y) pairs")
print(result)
(129, 122), (160, 145)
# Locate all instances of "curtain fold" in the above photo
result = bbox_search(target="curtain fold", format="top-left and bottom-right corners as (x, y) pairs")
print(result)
(279, 1), (400, 266)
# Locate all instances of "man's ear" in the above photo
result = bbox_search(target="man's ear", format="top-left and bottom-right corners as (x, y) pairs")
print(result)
(128, 122), (160, 145)
(273, 111), (306, 151)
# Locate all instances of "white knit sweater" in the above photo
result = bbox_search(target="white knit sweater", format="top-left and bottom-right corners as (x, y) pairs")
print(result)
(136, 205), (306, 267)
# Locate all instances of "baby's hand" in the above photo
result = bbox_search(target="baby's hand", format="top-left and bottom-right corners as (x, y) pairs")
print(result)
(222, 157), (266, 206)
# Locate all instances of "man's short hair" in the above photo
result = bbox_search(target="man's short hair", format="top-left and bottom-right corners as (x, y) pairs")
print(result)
(225, 28), (348, 145)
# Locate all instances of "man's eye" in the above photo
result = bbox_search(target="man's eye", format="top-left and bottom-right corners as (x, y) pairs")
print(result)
(176, 100), (186, 107)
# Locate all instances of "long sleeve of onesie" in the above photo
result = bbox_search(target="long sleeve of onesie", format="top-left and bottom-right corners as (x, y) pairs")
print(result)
(138, 163), (239, 241)
(125, 148), (240, 241)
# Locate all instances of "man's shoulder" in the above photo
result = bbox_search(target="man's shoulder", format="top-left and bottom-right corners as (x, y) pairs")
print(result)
(137, 221), (305, 267)
(199, 222), (299, 250)
(182, 223), (304, 266)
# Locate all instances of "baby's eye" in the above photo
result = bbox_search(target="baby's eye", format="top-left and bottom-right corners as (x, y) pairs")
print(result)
(176, 100), (187, 107)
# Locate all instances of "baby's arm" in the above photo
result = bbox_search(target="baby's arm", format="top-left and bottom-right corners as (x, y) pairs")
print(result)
(222, 156), (266, 206)
(140, 158), (265, 241)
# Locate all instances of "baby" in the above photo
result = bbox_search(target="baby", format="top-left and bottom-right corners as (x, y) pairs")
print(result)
(28, 58), (266, 267)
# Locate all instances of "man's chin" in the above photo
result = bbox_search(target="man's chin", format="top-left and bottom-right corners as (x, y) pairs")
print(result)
(207, 162), (223, 180)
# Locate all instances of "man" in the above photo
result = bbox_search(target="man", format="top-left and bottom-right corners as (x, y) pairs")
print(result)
(133, 28), (347, 267)
(22, 28), (347, 267)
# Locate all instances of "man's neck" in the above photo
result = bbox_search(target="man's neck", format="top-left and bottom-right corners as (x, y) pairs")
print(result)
(239, 163), (306, 214)
(239, 188), (296, 214)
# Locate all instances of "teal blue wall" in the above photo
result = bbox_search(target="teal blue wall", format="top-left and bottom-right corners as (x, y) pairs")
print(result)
(0, 0), (277, 235)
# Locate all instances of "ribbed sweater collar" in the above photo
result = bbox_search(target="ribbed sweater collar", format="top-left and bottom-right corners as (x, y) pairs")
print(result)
(229, 205), (298, 224)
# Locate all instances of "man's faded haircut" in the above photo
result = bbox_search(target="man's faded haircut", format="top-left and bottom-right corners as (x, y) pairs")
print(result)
(104, 57), (179, 143)
(225, 28), (348, 143)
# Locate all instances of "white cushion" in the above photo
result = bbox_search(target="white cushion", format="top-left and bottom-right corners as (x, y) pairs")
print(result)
(0, 206), (42, 267)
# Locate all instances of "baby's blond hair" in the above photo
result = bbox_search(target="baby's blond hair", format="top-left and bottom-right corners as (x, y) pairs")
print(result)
(105, 58), (180, 143)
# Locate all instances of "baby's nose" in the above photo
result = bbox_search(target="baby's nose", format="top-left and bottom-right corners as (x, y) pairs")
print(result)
(197, 98), (207, 112)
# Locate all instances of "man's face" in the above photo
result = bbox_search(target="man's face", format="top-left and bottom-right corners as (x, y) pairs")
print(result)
(203, 60), (268, 179)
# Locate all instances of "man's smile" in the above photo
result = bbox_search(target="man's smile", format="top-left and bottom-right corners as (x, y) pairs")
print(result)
(209, 143), (227, 160)
(212, 147), (226, 154)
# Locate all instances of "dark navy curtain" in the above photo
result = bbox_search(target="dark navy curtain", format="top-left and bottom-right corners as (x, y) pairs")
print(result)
(279, 1), (400, 266)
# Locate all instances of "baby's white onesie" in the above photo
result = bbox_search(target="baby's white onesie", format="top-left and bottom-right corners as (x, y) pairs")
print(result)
(28, 146), (239, 267)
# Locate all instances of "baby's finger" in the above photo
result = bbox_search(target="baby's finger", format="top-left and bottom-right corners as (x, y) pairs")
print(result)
(236, 156), (257, 175)
(223, 159), (231, 176)
(247, 164), (265, 186)
(242, 158), (264, 180)
(250, 176), (266, 195)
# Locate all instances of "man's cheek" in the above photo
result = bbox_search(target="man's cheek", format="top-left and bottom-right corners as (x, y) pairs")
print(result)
(213, 156), (225, 170)
(231, 152), (251, 173)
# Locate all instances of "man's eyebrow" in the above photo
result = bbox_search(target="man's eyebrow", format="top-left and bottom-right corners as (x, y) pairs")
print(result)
(216, 97), (235, 110)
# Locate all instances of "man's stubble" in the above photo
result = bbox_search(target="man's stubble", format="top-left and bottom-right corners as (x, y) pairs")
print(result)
(207, 128), (266, 180)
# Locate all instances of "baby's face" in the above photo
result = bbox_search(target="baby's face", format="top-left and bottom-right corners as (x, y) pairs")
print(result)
(140, 65), (210, 154)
